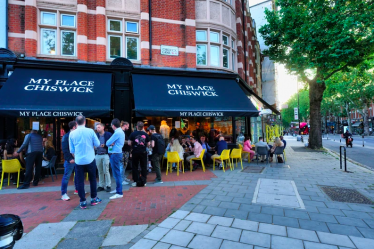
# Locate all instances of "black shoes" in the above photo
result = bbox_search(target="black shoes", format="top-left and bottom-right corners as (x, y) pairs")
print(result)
(32, 183), (38, 186)
(97, 187), (105, 192)
(17, 185), (29, 189)
(106, 187), (111, 192)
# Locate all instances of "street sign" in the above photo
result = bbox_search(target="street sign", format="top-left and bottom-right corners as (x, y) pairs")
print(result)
(294, 108), (299, 120)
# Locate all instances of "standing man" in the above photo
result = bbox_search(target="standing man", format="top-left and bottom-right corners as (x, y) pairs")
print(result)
(17, 127), (43, 189)
(106, 118), (125, 199)
(95, 123), (112, 193)
(186, 137), (203, 171)
(61, 121), (79, 200)
(121, 121), (131, 185)
(128, 121), (150, 187)
(149, 125), (164, 184)
(69, 115), (101, 209)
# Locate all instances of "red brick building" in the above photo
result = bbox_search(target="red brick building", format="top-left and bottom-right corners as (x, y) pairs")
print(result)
(7, 0), (261, 93)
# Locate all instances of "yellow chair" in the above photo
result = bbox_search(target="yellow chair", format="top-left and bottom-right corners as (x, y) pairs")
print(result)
(1, 159), (25, 189)
(74, 172), (89, 181)
(166, 152), (184, 176)
(284, 149), (287, 161)
(212, 149), (232, 172)
(190, 149), (206, 172)
(230, 148), (244, 170)
(239, 144), (250, 161)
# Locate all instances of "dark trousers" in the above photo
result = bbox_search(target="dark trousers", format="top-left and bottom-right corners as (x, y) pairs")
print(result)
(23, 151), (43, 186)
(132, 152), (148, 186)
(151, 153), (162, 181)
(75, 160), (97, 202)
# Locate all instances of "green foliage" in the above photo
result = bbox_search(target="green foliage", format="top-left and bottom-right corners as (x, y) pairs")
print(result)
(281, 89), (310, 127)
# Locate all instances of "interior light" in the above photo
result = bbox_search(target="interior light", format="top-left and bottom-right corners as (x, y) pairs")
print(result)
(50, 49), (56, 55)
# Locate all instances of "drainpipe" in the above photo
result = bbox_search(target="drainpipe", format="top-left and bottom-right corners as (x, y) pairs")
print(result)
(241, 0), (248, 83)
(149, 0), (152, 61)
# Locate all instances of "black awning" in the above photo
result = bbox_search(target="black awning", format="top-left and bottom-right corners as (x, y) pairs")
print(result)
(0, 68), (112, 117)
(132, 74), (260, 117)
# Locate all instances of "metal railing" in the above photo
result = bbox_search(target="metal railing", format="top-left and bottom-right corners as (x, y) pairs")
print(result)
(339, 146), (352, 173)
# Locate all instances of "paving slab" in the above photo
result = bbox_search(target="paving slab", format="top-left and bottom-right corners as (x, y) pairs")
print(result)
(203, 206), (227, 216)
(220, 240), (254, 249)
(326, 223), (363, 237)
(349, 236), (374, 249)
(224, 209), (249, 219)
(247, 212), (272, 223)
(258, 223), (286, 236)
(102, 225), (148, 246)
(130, 238), (158, 249)
(239, 204), (262, 213)
(211, 225), (242, 241)
(188, 234), (223, 249)
(309, 213), (338, 223)
(273, 215), (299, 228)
(285, 210), (310, 219)
(186, 221), (216, 236)
(231, 219), (259, 231)
(287, 227), (319, 242)
(57, 236), (104, 249)
(153, 242), (172, 249)
(169, 210), (190, 220)
(240, 230), (270, 248)
(271, 235), (304, 249)
(159, 218), (181, 229)
(173, 220), (192, 231)
(357, 227), (374, 239)
(144, 227), (170, 241)
(65, 220), (112, 238)
(317, 231), (356, 248)
(299, 219), (330, 232)
(342, 210), (373, 219)
(184, 213), (211, 222)
(161, 230), (195, 247)
(207, 216), (234, 227)
(218, 201), (240, 210)
(335, 216), (370, 228)
(261, 206), (285, 216)
(317, 207), (346, 216)
(303, 241), (338, 249)
(363, 219), (374, 229)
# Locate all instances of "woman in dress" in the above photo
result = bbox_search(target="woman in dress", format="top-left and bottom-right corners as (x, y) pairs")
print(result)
(242, 136), (255, 161)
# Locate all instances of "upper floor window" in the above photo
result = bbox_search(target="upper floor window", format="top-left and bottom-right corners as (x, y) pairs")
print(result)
(40, 11), (76, 56)
(196, 29), (236, 71)
(107, 19), (139, 61)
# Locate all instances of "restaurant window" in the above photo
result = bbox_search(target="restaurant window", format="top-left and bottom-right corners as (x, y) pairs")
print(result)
(107, 18), (140, 60)
(196, 29), (235, 70)
(40, 11), (76, 56)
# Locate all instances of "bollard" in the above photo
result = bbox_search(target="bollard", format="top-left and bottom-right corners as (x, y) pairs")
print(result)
(339, 146), (352, 173)
(362, 135), (364, 147)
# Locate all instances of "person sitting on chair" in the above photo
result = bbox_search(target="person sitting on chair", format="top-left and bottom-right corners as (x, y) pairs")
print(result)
(3, 138), (25, 184)
(255, 137), (268, 162)
(242, 136), (255, 161)
(186, 137), (203, 171)
(200, 135), (213, 167)
(269, 137), (284, 163)
(211, 136), (227, 169)
(41, 140), (55, 178)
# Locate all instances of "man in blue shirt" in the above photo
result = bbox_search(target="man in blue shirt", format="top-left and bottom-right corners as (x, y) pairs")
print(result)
(106, 118), (125, 199)
(69, 115), (101, 209)
(200, 135), (213, 166)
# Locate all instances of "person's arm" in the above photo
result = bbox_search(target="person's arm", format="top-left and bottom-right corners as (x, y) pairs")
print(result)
(3, 150), (7, 160)
(106, 132), (117, 146)
(19, 151), (25, 164)
(92, 130), (100, 147)
(17, 134), (30, 153)
(62, 135), (74, 163)
(69, 134), (75, 155)
(151, 135), (155, 148)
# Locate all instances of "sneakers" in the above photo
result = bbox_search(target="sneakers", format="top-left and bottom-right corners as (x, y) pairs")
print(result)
(80, 201), (87, 209)
(97, 187), (105, 192)
(91, 197), (102, 206)
(154, 180), (163, 184)
(74, 190), (87, 195)
(124, 178), (131, 182)
(131, 182), (137, 187)
(110, 190), (116, 194)
(122, 181), (129, 185)
(106, 187), (111, 192)
(109, 194), (123, 200)
(61, 194), (70, 201)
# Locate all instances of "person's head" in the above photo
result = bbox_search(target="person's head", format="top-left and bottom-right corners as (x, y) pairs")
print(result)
(76, 115), (86, 126)
(274, 137), (282, 146)
(200, 135), (206, 143)
(191, 136), (196, 143)
(121, 121), (129, 131)
(170, 137), (175, 144)
(68, 121), (77, 131)
(45, 139), (55, 150)
(148, 125), (156, 134)
(96, 123), (105, 133)
(259, 137), (263, 141)
(280, 135), (284, 140)
(111, 118), (121, 130)
(181, 137), (186, 144)
(136, 121), (144, 131)
(219, 136), (224, 141)
(5, 138), (17, 153)
(244, 136), (250, 142)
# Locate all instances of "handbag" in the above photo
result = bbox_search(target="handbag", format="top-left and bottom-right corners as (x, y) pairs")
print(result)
(277, 156), (283, 163)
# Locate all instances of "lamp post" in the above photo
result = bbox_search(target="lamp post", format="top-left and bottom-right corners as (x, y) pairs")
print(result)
(297, 80), (301, 135)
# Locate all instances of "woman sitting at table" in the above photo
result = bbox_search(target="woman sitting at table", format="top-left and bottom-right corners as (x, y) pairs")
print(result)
(3, 138), (25, 184)
(211, 136), (227, 169)
(242, 136), (255, 161)
(171, 138), (184, 172)
(41, 140), (55, 178)
(269, 137), (284, 162)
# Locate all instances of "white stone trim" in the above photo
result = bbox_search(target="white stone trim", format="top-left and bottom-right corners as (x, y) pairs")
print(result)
(141, 12), (149, 20)
(96, 6), (105, 15)
(237, 62), (243, 69)
(152, 45), (161, 49)
(249, 77), (254, 82)
(237, 40), (242, 47)
(87, 39), (96, 44)
(186, 46), (196, 53)
(96, 37), (106, 45)
(77, 35), (87, 44)
(77, 4), (87, 13)
(185, 19), (196, 26)
(8, 32), (24, 38)
(141, 41), (150, 49)
(9, 0), (25, 6)
(25, 0), (36, 6)
(87, 10), (96, 15)
(25, 30), (37, 40)
(236, 17), (241, 24)
(249, 60), (253, 65)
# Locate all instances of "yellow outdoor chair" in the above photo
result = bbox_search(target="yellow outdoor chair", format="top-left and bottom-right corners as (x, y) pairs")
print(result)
(239, 144), (250, 160)
(74, 172), (89, 181)
(230, 148), (244, 170)
(1, 159), (25, 189)
(166, 152), (184, 176)
(212, 149), (232, 172)
(161, 154), (168, 170)
(190, 149), (206, 172)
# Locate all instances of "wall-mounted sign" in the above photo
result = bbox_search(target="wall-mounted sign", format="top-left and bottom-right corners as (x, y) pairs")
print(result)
(161, 45), (179, 56)
(294, 107), (299, 120)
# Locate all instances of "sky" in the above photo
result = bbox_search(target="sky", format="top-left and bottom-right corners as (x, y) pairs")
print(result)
(249, 0), (270, 7)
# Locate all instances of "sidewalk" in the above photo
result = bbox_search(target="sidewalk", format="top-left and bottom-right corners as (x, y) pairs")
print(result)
(6, 138), (374, 248)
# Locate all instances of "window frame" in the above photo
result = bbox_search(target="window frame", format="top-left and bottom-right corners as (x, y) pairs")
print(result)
(40, 28), (57, 55)
(60, 14), (76, 28)
(209, 31), (220, 43)
(60, 30), (76, 56)
(196, 30), (207, 42)
(223, 48), (229, 69)
(210, 45), (220, 67)
(196, 44), (207, 66)
(125, 36), (139, 60)
(108, 34), (123, 59)
(125, 21), (139, 34)
(41, 11), (57, 26)
(108, 19), (123, 32)
(222, 35), (229, 46)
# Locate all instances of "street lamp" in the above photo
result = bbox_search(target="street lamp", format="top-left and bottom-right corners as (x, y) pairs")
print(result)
(297, 80), (301, 135)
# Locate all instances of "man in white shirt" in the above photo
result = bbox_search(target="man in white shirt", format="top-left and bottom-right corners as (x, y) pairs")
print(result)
(255, 137), (269, 162)
(69, 115), (101, 209)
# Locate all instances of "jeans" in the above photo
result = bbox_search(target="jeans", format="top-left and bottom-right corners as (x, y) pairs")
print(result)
(61, 160), (77, 195)
(23, 151), (43, 186)
(132, 152), (148, 186)
(121, 151), (130, 180)
(110, 153), (123, 195)
(151, 153), (162, 181)
(95, 154), (111, 188)
(75, 160), (97, 202)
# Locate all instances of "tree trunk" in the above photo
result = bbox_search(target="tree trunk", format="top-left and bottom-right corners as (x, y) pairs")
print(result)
(363, 106), (370, 136)
(308, 79), (326, 149)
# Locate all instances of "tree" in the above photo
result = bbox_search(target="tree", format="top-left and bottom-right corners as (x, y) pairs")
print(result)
(281, 89), (310, 128)
(259, 0), (374, 149)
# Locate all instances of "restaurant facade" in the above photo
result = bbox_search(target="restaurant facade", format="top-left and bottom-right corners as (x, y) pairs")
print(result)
(0, 0), (280, 163)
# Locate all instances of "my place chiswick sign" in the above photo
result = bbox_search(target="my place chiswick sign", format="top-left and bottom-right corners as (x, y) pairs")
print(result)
(24, 78), (95, 93)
